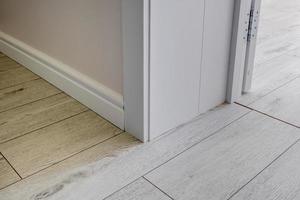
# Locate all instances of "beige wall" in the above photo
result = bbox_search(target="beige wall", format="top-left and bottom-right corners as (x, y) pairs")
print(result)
(0, 0), (123, 94)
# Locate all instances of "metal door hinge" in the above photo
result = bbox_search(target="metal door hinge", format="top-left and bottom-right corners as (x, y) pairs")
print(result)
(246, 8), (259, 42)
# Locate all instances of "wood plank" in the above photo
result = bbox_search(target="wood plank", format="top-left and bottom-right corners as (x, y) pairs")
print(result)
(145, 112), (300, 200)
(262, 0), (300, 13)
(255, 32), (300, 65)
(0, 154), (20, 189)
(0, 79), (61, 112)
(0, 61), (22, 72)
(0, 93), (88, 144)
(0, 54), (22, 72)
(249, 78), (300, 127)
(0, 57), (15, 63)
(0, 67), (39, 89)
(238, 54), (300, 105)
(0, 110), (123, 177)
(230, 141), (300, 200)
(106, 178), (171, 200)
(0, 104), (249, 200)
(0, 133), (139, 199)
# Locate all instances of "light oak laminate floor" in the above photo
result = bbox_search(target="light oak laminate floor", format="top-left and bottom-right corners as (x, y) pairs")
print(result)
(0, 154), (20, 190)
(2, 1), (300, 198)
(0, 53), (137, 190)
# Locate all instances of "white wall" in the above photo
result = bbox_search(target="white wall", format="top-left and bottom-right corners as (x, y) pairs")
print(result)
(0, 0), (123, 94)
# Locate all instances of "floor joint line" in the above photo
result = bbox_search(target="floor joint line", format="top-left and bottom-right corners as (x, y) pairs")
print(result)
(0, 131), (125, 190)
(143, 176), (175, 200)
(235, 102), (299, 129)
(227, 138), (300, 200)
(0, 152), (22, 179)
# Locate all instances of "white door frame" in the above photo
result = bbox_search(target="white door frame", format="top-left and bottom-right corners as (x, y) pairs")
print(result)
(242, 0), (262, 92)
(122, 0), (150, 142)
(123, 0), (260, 141)
(227, 0), (252, 103)
(227, 0), (261, 102)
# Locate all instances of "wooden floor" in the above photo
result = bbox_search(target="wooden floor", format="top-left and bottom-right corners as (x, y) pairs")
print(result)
(0, 52), (140, 191)
(2, 1), (300, 199)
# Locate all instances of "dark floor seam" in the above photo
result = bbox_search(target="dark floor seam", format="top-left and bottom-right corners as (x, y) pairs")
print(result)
(227, 138), (300, 200)
(0, 109), (89, 145)
(143, 176), (175, 199)
(144, 110), (252, 177)
(0, 131), (125, 191)
(0, 152), (22, 179)
(0, 77), (41, 90)
(0, 91), (63, 115)
(235, 102), (299, 129)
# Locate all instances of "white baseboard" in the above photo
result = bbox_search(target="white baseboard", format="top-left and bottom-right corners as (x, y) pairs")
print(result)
(0, 31), (124, 129)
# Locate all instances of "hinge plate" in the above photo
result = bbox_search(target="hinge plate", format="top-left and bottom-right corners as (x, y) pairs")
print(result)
(247, 8), (259, 42)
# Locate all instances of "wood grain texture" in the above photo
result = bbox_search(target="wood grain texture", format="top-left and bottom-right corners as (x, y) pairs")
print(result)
(0, 154), (20, 189)
(0, 133), (140, 200)
(0, 67), (39, 89)
(230, 141), (300, 200)
(254, 0), (300, 66)
(249, 78), (300, 127)
(0, 57), (14, 63)
(0, 110), (123, 177)
(0, 54), (21, 72)
(0, 104), (249, 200)
(0, 61), (22, 72)
(255, 34), (300, 65)
(238, 54), (300, 105)
(106, 178), (171, 200)
(0, 93), (88, 144)
(0, 79), (61, 113)
(239, 0), (300, 105)
(145, 112), (300, 200)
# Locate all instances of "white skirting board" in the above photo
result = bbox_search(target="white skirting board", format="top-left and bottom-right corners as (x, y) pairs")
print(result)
(0, 31), (124, 129)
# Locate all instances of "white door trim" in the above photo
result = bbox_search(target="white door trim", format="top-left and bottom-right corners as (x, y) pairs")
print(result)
(122, 0), (150, 142)
(227, 0), (252, 103)
(242, 0), (262, 92)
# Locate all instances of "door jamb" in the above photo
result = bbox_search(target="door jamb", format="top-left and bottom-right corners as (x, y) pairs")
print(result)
(227, 0), (253, 103)
(122, 0), (150, 142)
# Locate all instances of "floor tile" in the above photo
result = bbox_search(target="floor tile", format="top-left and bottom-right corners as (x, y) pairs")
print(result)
(0, 111), (123, 177)
(249, 77), (300, 127)
(0, 93), (88, 144)
(231, 141), (300, 200)
(238, 54), (300, 105)
(106, 178), (171, 200)
(0, 79), (61, 112)
(0, 67), (39, 89)
(0, 133), (139, 200)
(145, 112), (300, 200)
(0, 154), (20, 189)
(0, 60), (21, 72)
(0, 104), (249, 200)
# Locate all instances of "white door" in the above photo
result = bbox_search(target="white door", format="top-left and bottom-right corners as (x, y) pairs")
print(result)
(149, 0), (205, 139)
